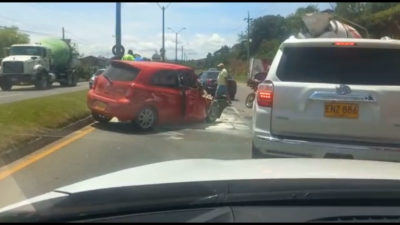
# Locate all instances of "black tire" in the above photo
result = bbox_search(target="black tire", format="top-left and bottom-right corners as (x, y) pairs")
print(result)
(92, 112), (112, 123)
(245, 93), (255, 108)
(206, 101), (219, 123)
(34, 72), (50, 90)
(0, 78), (12, 91)
(60, 73), (78, 87)
(69, 73), (78, 87)
(135, 107), (157, 131)
(228, 80), (237, 100)
(252, 143), (264, 159)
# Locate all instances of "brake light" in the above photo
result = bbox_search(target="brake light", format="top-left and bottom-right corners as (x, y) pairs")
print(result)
(334, 42), (356, 46)
(256, 81), (274, 107)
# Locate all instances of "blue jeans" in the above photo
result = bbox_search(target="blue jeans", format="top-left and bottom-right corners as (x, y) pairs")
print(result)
(215, 85), (227, 98)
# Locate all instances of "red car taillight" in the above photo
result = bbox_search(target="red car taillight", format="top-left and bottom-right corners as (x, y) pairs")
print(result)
(256, 81), (274, 107)
(207, 79), (213, 86)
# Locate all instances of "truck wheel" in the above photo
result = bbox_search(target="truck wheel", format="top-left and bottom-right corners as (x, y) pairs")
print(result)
(34, 72), (50, 90)
(0, 78), (12, 91)
(69, 73), (78, 87)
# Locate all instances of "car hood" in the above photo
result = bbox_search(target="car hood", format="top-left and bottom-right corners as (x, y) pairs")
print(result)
(2, 55), (39, 62)
(1, 158), (400, 213)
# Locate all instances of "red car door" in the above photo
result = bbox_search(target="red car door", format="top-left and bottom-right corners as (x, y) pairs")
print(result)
(178, 70), (208, 122)
(148, 70), (183, 125)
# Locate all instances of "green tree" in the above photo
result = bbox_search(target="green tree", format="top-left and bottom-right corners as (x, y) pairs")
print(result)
(255, 39), (281, 61)
(0, 26), (29, 59)
(249, 15), (288, 55)
(285, 5), (319, 35)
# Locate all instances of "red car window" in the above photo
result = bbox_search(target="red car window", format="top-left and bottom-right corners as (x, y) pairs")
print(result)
(104, 62), (140, 82)
(151, 70), (179, 88)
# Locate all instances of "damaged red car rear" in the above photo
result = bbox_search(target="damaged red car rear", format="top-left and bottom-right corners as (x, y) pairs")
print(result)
(87, 61), (212, 130)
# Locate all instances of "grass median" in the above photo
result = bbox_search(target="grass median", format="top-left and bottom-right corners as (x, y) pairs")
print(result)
(0, 90), (90, 153)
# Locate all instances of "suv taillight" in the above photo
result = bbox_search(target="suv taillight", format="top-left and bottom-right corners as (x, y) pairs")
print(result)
(256, 81), (274, 107)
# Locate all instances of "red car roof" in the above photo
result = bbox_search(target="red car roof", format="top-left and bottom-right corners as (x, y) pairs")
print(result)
(112, 60), (193, 71)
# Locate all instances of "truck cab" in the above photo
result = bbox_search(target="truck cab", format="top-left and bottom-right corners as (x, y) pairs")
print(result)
(0, 44), (54, 90)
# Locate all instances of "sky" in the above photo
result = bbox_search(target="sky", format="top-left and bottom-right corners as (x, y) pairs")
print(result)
(0, 2), (332, 60)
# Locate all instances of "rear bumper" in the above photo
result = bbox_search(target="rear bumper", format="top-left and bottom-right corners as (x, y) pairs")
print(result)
(87, 90), (139, 121)
(252, 132), (400, 162)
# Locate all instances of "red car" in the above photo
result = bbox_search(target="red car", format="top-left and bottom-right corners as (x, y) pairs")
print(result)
(87, 61), (213, 130)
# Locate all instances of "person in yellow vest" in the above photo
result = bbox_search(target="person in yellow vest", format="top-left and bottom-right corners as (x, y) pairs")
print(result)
(121, 50), (135, 61)
(215, 63), (231, 104)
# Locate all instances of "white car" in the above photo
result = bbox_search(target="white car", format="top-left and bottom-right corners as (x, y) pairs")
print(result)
(252, 37), (400, 162)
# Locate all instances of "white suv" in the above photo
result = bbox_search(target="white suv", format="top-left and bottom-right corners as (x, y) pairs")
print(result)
(252, 37), (400, 162)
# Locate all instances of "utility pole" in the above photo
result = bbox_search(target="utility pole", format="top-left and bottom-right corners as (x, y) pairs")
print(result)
(157, 3), (171, 62)
(244, 11), (252, 75)
(181, 45), (183, 61)
(168, 27), (186, 63)
(162, 6), (165, 61)
(62, 27), (65, 40)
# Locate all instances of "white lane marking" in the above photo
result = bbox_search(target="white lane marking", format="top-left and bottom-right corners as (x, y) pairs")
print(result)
(158, 131), (185, 141)
(0, 94), (23, 98)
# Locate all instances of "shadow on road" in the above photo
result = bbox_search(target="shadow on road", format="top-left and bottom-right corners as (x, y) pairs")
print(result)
(91, 120), (223, 135)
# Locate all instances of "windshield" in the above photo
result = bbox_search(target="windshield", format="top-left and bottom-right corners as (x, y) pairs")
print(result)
(1, 2), (400, 222)
(9, 46), (43, 56)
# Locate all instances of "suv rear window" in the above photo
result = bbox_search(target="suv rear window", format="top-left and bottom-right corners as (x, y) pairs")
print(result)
(276, 47), (400, 85)
(103, 62), (140, 81)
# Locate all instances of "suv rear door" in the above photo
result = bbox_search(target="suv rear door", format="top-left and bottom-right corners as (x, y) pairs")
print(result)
(270, 45), (400, 144)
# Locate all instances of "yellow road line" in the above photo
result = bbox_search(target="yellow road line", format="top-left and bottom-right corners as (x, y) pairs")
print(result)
(0, 126), (95, 181)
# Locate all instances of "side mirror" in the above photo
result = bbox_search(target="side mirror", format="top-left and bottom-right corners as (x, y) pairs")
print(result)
(31, 56), (38, 60)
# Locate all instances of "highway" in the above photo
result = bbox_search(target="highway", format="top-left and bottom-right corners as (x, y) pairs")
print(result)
(0, 82), (89, 104)
(0, 83), (254, 208)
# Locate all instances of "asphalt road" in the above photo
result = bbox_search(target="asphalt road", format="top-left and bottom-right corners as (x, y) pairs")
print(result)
(0, 82), (254, 208)
(0, 82), (89, 104)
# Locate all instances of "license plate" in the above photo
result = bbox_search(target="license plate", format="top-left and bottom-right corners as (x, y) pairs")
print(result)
(324, 102), (359, 119)
(93, 101), (107, 111)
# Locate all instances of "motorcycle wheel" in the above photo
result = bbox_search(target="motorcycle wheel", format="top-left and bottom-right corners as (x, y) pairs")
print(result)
(245, 93), (255, 108)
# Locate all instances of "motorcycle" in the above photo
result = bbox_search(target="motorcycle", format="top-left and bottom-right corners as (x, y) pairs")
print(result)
(205, 94), (230, 123)
(245, 79), (261, 109)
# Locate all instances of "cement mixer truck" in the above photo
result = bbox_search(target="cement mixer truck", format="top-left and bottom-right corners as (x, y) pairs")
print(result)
(0, 38), (80, 91)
